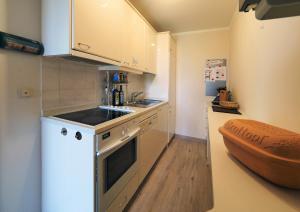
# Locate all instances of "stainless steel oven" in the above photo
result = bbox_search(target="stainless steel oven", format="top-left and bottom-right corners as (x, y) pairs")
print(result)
(96, 120), (140, 212)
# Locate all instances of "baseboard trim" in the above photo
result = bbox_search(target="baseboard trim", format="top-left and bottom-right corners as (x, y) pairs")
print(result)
(174, 134), (207, 143)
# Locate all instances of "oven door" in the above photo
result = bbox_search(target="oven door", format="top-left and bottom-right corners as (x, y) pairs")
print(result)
(97, 128), (140, 212)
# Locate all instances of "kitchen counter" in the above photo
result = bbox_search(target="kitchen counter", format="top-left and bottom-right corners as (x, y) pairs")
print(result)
(207, 107), (300, 212)
(42, 101), (168, 134)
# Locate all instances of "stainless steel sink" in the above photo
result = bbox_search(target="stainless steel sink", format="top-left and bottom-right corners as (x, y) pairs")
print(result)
(125, 99), (162, 108)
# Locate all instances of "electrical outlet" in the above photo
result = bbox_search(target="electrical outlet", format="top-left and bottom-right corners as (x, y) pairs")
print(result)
(18, 88), (33, 98)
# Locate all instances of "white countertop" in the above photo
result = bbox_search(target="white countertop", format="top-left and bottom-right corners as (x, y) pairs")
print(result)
(207, 107), (300, 212)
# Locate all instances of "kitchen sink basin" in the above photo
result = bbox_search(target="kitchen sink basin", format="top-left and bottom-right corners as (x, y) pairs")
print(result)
(126, 99), (162, 108)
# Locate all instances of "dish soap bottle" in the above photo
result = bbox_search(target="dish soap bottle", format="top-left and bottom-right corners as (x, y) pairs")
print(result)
(119, 85), (124, 106)
(112, 86), (120, 106)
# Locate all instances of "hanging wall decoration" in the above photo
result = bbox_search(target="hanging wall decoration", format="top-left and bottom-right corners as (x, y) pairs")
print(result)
(205, 59), (227, 96)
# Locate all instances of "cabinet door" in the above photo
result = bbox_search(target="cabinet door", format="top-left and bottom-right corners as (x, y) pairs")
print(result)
(158, 106), (169, 148)
(144, 24), (151, 73)
(72, 0), (124, 62)
(130, 11), (146, 71)
(139, 120), (155, 183)
(149, 27), (157, 73)
(145, 25), (157, 74)
(121, 1), (133, 67)
(121, 3), (146, 71)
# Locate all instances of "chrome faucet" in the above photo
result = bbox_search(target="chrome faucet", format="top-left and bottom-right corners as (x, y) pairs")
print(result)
(131, 91), (144, 102)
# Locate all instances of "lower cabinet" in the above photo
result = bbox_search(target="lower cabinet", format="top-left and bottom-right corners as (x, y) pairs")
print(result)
(107, 104), (169, 212)
(138, 113), (158, 183)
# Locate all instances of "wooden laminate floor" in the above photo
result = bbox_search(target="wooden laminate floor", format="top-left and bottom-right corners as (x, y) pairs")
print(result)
(126, 135), (213, 212)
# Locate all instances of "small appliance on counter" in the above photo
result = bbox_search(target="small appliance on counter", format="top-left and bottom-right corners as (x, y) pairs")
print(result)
(212, 88), (241, 115)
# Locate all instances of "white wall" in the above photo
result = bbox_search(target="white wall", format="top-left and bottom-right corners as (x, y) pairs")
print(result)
(174, 29), (229, 139)
(229, 8), (300, 133)
(0, 0), (42, 211)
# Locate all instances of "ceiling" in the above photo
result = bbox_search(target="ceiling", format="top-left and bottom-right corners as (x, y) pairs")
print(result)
(129, 0), (238, 33)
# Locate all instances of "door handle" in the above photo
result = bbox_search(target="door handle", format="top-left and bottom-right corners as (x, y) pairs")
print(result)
(78, 42), (91, 51)
(98, 128), (140, 158)
(121, 135), (130, 141)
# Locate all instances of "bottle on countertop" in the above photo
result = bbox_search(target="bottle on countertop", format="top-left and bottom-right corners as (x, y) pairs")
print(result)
(119, 85), (124, 106)
(112, 86), (120, 106)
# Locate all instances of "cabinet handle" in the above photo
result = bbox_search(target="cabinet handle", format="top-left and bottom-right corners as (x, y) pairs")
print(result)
(132, 57), (138, 65)
(78, 43), (90, 51)
(123, 61), (130, 66)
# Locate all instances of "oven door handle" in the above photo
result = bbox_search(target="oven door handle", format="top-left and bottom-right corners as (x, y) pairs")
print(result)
(98, 128), (140, 159)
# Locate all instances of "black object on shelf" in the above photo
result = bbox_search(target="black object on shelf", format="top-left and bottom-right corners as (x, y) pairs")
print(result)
(212, 96), (220, 105)
(212, 106), (242, 115)
(0, 31), (44, 55)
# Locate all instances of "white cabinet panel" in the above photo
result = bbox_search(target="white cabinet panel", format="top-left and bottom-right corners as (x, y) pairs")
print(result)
(145, 24), (157, 74)
(150, 29), (157, 73)
(139, 117), (156, 183)
(145, 33), (177, 142)
(121, 1), (133, 68)
(121, 3), (146, 71)
(169, 38), (177, 141)
(130, 11), (146, 71)
(73, 0), (124, 62)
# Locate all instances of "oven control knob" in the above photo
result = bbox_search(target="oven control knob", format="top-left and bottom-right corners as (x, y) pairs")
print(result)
(75, 132), (82, 141)
(61, 128), (68, 136)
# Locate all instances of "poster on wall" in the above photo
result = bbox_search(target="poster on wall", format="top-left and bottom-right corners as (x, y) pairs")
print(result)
(205, 59), (227, 96)
(204, 59), (227, 82)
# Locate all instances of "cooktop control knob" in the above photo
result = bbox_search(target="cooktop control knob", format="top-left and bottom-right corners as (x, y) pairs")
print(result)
(75, 132), (82, 141)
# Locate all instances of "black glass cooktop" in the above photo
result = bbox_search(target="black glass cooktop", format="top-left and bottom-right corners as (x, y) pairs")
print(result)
(55, 108), (130, 126)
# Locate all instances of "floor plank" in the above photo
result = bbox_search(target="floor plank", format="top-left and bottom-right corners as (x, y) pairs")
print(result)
(126, 135), (213, 212)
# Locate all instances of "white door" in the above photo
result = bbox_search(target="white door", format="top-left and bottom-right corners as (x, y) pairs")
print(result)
(72, 0), (124, 62)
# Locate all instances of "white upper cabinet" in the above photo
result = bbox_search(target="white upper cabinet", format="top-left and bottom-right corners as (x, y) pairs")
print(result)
(131, 11), (146, 71)
(145, 24), (157, 74)
(120, 1), (133, 68)
(121, 2), (146, 72)
(42, 0), (157, 73)
(73, 0), (124, 62)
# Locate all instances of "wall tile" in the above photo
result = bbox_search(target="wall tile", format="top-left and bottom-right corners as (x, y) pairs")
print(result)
(42, 58), (146, 113)
(42, 58), (102, 113)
